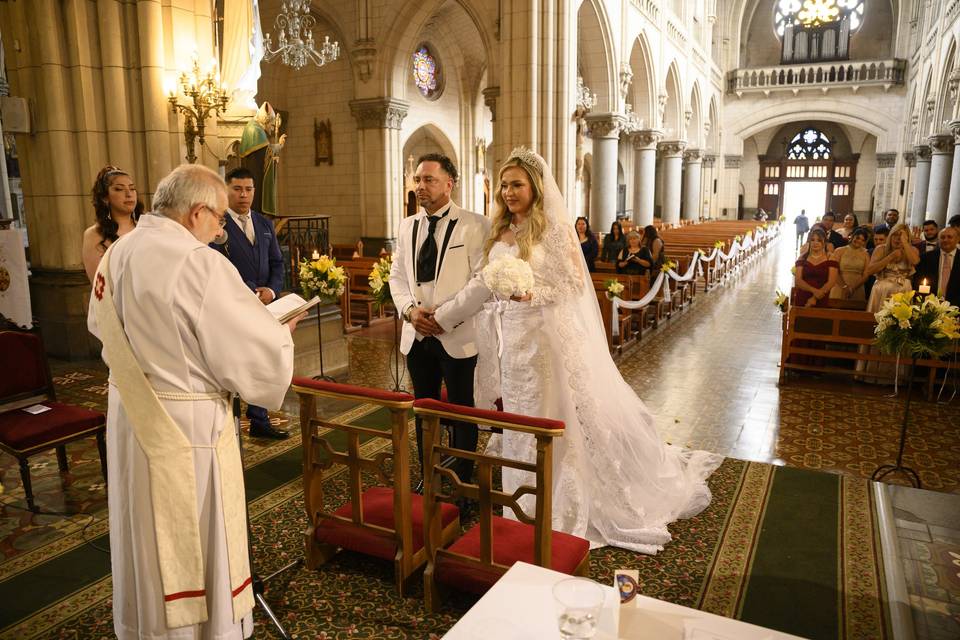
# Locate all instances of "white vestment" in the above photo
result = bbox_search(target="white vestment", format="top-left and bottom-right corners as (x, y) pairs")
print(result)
(88, 214), (294, 640)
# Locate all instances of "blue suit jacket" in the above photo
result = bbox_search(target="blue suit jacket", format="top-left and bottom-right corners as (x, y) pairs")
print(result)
(211, 210), (284, 296)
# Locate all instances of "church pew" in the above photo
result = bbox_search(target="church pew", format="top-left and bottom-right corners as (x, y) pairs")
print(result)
(779, 304), (960, 398)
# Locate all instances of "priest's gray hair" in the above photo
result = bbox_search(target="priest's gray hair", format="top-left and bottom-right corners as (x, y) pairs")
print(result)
(152, 164), (226, 219)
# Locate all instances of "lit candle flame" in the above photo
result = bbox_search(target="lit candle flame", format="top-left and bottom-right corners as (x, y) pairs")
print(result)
(312, 250), (320, 260)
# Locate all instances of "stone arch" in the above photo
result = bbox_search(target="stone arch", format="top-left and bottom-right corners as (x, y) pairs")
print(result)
(402, 124), (460, 203)
(663, 62), (683, 136)
(688, 82), (704, 147)
(707, 95), (720, 151)
(380, 0), (496, 99)
(919, 65), (935, 139)
(936, 38), (957, 133)
(627, 30), (657, 126)
(577, 0), (618, 112)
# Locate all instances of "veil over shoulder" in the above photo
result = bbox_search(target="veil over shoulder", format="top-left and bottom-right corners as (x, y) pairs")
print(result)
(479, 149), (722, 554)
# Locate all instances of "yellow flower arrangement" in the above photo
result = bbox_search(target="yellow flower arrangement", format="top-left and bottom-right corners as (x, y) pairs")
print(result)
(298, 254), (347, 302)
(605, 279), (625, 299)
(661, 259), (678, 273)
(714, 240), (725, 249)
(368, 255), (393, 310)
(875, 291), (960, 357)
(774, 289), (788, 312)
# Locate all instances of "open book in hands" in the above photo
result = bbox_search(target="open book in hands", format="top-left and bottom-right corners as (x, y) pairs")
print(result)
(266, 293), (322, 324)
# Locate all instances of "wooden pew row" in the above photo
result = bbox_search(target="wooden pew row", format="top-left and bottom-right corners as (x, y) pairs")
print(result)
(779, 304), (960, 399)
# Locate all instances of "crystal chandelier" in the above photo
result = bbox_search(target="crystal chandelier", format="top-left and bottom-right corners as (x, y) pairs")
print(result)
(263, 0), (340, 70)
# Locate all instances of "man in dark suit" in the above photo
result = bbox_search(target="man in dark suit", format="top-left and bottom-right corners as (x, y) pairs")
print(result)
(820, 211), (847, 249)
(916, 219), (939, 255)
(213, 167), (289, 439)
(915, 226), (960, 307)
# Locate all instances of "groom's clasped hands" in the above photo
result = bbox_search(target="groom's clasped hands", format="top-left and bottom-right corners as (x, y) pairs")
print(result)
(410, 306), (445, 336)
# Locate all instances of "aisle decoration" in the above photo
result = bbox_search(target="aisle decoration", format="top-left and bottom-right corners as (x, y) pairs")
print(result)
(661, 259), (678, 274)
(774, 290), (788, 313)
(871, 291), (960, 488)
(299, 254), (347, 302)
(368, 255), (393, 311)
(605, 279), (625, 299)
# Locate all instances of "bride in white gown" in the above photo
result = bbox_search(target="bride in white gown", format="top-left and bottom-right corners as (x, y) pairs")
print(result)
(432, 147), (722, 554)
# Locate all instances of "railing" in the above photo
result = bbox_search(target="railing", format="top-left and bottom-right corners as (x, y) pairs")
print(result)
(728, 58), (906, 95)
(277, 215), (331, 292)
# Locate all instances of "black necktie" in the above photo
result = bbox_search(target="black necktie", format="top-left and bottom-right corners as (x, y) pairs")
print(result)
(416, 215), (443, 283)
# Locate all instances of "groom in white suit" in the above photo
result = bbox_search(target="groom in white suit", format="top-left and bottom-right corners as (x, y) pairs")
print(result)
(390, 154), (490, 486)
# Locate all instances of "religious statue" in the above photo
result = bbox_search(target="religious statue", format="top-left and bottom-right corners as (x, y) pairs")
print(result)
(239, 102), (286, 216)
(574, 104), (588, 183)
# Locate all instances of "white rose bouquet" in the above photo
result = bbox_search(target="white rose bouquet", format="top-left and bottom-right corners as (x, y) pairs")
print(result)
(481, 255), (535, 299)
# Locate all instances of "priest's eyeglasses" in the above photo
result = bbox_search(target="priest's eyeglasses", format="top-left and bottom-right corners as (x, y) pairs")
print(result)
(203, 205), (227, 228)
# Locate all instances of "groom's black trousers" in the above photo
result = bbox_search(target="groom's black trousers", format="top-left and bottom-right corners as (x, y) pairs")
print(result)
(407, 336), (478, 484)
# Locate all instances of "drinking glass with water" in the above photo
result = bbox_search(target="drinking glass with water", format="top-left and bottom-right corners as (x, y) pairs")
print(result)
(553, 577), (606, 639)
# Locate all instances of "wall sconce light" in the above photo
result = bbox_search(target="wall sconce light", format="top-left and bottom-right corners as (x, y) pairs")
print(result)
(167, 54), (231, 164)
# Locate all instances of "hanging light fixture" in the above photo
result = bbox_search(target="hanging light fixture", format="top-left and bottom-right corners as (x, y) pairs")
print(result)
(263, 0), (340, 70)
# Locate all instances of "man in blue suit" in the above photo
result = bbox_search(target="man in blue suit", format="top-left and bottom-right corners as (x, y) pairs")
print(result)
(213, 167), (289, 439)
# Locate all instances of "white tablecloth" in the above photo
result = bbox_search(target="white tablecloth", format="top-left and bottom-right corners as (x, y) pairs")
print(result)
(443, 562), (806, 640)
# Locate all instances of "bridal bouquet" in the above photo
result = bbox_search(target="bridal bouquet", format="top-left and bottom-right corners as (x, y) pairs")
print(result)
(482, 255), (535, 298)
(368, 255), (392, 311)
(299, 254), (347, 302)
(605, 279), (625, 299)
(875, 291), (960, 357)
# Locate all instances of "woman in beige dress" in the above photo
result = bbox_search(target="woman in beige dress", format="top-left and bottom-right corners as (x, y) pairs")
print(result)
(829, 227), (870, 301)
(857, 223), (920, 381)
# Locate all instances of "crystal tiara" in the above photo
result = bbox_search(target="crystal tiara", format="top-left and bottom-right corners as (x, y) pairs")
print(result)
(506, 146), (543, 176)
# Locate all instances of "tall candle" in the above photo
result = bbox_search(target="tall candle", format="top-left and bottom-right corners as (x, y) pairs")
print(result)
(918, 279), (930, 295)
(312, 250), (320, 260)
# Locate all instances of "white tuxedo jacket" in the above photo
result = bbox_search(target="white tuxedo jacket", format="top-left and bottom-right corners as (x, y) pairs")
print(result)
(390, 203), (490, 357)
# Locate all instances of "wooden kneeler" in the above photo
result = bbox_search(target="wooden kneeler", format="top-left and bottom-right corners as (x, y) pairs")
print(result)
(293, 379), (461, 596)
(414, 399), (591, 612)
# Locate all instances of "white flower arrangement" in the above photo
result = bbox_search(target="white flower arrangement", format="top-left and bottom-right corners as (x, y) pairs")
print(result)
(481, 254), (535, 299)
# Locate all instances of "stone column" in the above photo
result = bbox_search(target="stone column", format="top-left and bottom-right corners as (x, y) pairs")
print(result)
(946, 121), (960, 221)
(874, 152), (898, 223)
(702, 154), (718, 219)
(682, 148), (703, 221)
(926, 134), (955, 227)
(631, 129), (662, 227)
(659, 141), (687, 225)
(585, 113), (624, 232)
(911, 145), (932, 228)
(349, 98), (410, 254)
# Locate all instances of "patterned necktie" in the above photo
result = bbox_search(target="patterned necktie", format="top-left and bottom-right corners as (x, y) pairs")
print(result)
(416, 215), (442, 283)
(239, 214), (255, 245)
(940, 252), (953, 297)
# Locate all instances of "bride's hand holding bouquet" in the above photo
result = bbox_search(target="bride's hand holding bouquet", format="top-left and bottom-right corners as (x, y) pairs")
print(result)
(482, 254), (534, 302)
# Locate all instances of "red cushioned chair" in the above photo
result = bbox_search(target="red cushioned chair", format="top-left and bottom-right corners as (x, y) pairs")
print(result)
(0, 328), (107, 511)
(292, 378), (461, 596)
(414, 399), (591, 612)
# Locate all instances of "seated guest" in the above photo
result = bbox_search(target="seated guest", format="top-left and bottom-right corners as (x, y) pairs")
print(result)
(829, 227), (870, 301)
(914, 226), (960, 306)
(949, 214), (960, 228)
(863, 224), (888, 300)
(576, 216), (599, 272)
(819, 211), (848, 249)
(82, 165), (144, 282)
(865, 223), (919, 313)
(616, 231), (652, 275)
(884, 208), (901, 227)
(601, 220), (626, 263)
(642, 224), (665, 272)
(793, 228), (838, 307)
(835, 213), (858, 241)
(799, 223), (836, 255)
(916, 219), (940, 254)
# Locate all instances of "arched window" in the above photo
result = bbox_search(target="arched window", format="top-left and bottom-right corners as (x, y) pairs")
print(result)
(412, 45), (442, 99)
(787, 128), (833, 160)
(775, 0), (865, 37)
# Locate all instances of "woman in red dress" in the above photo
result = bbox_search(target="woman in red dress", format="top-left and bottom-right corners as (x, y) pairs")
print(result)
(793, 228), (838, 307)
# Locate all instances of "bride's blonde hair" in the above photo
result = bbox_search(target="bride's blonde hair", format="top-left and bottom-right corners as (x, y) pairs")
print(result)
(485, 148), (547, 261)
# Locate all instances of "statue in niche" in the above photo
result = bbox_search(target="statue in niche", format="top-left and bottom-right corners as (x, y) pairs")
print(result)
(239, 102), (287, 215)
(314, 118), (333, 166)
(574, 104), (588, 183)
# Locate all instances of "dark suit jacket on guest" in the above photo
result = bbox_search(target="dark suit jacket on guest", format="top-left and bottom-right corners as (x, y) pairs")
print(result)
(914, 248), (960, 306)
(827, 229), (847, 249)
(212, 210), (284, 296)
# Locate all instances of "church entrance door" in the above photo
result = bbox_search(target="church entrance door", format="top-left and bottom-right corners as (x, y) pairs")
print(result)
(782, 181), (828, 220)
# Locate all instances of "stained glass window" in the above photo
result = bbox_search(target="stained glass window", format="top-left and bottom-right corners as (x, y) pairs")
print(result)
(412, 46), (440, 98)
(787, 128), (833, 160)
(775, 0), (864, 36)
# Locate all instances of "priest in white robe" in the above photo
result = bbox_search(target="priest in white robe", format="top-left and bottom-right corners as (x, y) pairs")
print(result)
(88, 164), (301, 640)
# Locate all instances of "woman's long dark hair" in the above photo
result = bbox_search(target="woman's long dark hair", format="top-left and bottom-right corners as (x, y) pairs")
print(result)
(576, 216), (592, 239)
(92, 165), (143, 250)
(642, 224), (659, 250)
(609, 220), (623, 239)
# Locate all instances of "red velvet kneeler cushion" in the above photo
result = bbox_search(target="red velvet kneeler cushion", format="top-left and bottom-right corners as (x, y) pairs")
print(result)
(436, 517), (590, 595)
(292, 377), (414, 404)
(315, 487), (459, 560)
(0, 403), (105, 452)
